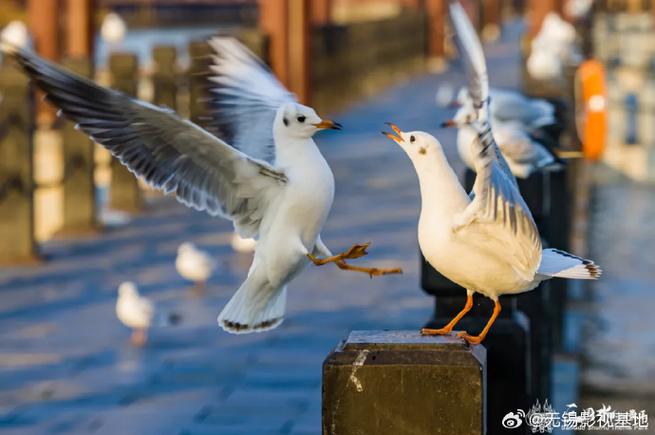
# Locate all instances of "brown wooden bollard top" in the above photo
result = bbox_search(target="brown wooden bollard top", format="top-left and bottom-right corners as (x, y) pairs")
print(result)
(323, 330), (486, 435)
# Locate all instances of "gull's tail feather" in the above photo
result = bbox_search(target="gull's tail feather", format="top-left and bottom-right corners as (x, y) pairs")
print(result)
(537, 248), (601, 280)
(217, 275), (286, 334)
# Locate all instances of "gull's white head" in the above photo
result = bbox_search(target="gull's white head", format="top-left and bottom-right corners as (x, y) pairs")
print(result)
(273, 102), (341, 140)
(382, 123), (444, 162)
(118, 281), (139, 298)
(178, 242), (196, 255)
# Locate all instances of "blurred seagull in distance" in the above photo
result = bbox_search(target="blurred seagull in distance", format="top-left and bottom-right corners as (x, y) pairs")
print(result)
(0, 21), (29, 52)
(100, 12), (127, 46)
(231, 233), (257, 253)
(116, 282), (180, 347)
(1, 37), (401, 335)
(454, 86), (556, 131)
(382, 1), (600, 345)
(446, 106), (564, 179)
(176, 242), (215, 290)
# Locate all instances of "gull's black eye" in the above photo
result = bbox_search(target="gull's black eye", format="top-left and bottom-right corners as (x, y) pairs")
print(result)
(283, 117), (289, 127)
(410, 135), (416, 143)
(297, 115), (306, 123)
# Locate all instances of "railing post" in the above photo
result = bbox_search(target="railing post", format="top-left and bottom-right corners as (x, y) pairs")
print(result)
(108, 53), (142, 212)
(323, 331), (486, 435)
(426, 0), (447, 69)
(59, 57), (97, 233)
(152, 45), (178, 110)
(0, 61), (37, 263)
(187, 41), (212, 126)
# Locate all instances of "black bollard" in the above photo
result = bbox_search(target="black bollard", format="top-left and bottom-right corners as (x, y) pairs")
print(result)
(58, 57), (97, 234)
(323, 331), (486, 435)
(0, 60), (37, 263)
(108, 53), (142, 212)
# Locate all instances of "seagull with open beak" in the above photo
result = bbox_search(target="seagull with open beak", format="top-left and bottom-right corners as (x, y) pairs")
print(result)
(380, 1), (599, 345)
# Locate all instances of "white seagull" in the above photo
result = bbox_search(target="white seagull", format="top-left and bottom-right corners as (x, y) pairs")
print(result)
(382, 1), (600, 345)
(116, 281), (180, 346)
(3, 38), (401, 335)
(447, 107), (563, 179)
(176, 242), (216, 289)
(454, 86), (556, 131)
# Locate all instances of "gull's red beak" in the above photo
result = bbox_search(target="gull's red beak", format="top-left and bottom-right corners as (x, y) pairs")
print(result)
(313, 119), (342, 130)
(440, 119), (457, 128)
(382, 122), (403, 143)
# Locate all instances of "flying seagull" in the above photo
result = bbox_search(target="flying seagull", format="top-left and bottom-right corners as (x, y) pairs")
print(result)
(3, 38), (401, 334)
(382, 1), (600, 344)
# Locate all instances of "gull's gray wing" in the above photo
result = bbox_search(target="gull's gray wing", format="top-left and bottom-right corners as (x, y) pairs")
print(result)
(12, 47), (286, 238)
(206, 37), (296, 164)
(449, 1), (542, 280)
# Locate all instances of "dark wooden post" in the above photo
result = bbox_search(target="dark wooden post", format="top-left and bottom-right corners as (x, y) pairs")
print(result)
(108, 53), (142, 212)
(527, 0), (558, 38)
(312, 0), (332, 24)
(58, 0), (96, 233)
(152, 45), (178, 110)
(482, 0), (502, 41)
(323, 331), (486, 435)
(259, 0), (312, 103)
(28, 0), (60, 126)
(187, 41), (212, 126)
(59, 58), (97, 233)
(0, 61), (37, 263)
(426, 0), (447, 69)
(260, 0), (289, 86)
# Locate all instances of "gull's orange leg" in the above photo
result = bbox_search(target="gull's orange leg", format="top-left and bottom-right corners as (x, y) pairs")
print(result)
(457, 298), (501, 345)
(334, 259), (403, 278)
(421, 291), (474, 336)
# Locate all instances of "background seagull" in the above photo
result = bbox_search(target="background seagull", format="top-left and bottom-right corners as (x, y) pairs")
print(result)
(446, 108), (564, 179)
(175, 242), (216, 290)
(116, 282), (180, 346)
(454, 86), (556, 131)
(382, 1), (600, 345)
(2, 37), (400, 335)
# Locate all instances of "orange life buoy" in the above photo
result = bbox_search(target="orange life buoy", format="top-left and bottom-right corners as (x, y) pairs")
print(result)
(575, 59), (607, 161)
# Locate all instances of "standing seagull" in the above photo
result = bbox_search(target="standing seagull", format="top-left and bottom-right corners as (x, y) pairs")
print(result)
(382, 1), (600, 344)
(176, 242), (216, 290)
(449, 110), (563, 179)
(2, 38), (400, 334)
(116, 282), (180, 346)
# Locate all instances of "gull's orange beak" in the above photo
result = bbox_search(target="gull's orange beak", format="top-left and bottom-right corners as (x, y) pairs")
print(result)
(313, 119), (342, 130)
(440, 119), (457, 128)
(382, 122), (403, 143)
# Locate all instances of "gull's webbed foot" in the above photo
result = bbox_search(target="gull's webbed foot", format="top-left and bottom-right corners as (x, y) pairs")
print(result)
(421, 326), (454, 336)
(456, 332), (484, 345)
(341, 243), (370, 260)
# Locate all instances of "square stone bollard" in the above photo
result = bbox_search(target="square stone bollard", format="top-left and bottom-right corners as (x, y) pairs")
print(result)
(322, 330), (486, 435)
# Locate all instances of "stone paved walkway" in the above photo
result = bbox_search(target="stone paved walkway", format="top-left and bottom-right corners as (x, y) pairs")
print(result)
(0, 23), (524, 435)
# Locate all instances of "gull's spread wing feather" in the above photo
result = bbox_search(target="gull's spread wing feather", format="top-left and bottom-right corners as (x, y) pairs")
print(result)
(207, 37), (296, 164)
(12, 47), (286, 238)
(449, 1), (542, 280)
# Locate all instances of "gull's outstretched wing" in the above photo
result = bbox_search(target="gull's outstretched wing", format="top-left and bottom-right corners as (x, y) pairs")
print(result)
(12, 47), (286, 238)
(449, 1), (541, 280)
(207, 37), (296, 164)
